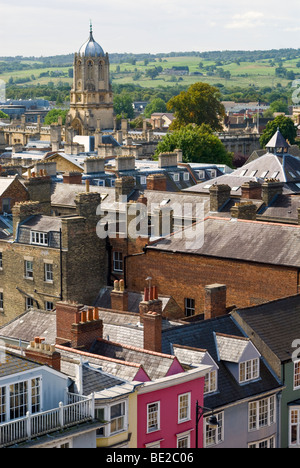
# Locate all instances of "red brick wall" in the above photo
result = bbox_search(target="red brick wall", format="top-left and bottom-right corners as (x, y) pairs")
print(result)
(127, 249), (299, 316)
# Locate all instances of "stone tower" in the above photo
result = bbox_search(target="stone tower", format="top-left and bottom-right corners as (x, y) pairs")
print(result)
(67, 23), (114, 134)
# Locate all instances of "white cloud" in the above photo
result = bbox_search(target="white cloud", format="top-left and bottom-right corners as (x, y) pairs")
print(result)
(0, 1), (300, 55)
(225, 11), (265, 30)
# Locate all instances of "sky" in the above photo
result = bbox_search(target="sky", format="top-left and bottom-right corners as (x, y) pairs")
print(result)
(0, 0), (300, 57)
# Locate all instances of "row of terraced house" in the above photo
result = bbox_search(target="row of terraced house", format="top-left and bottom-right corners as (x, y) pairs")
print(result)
(0, 131), (299, 448)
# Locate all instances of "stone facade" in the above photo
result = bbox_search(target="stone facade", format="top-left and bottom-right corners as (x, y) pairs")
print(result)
(67, 27), (114, 133)
(0, 192), (107, 325)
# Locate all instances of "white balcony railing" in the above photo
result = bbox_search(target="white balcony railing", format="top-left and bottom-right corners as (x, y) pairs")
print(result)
(0, 393), (94, 448)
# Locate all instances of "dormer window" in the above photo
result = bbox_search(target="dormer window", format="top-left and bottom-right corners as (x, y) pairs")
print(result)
(31, 231), (48, 246)
(239, 358), (259, 383)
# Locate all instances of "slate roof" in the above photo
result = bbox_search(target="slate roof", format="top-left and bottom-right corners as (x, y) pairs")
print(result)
(51, 183), (116, 208)
(81, 363), (125, 396)
(89, 338), (182, 380)
(215, 333), (250, 363)
(0, 351), (40, 378)
(147, 216), (300, 268)
(96, 287), (173, 314)
(160, 315), (281, 411)
(0, 309), (57, 345)
(21, 215), (62, 232)
(184, 150), (300, 195)
(258, 194), (300, 222)
(266, 129), (289, 150)
(232, 294), (300, 364)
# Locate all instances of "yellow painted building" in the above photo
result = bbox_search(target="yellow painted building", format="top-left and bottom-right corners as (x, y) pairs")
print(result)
(94, 381), (142, 449)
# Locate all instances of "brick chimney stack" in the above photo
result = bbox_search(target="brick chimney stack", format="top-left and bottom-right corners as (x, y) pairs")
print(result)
(139, 285), (163, 356)
(56, 301), (103, 350)
(204, 284), (227, 320)
(230, 202), (257, 220)
(25, 337), (61, 372)
(143, 311), (162, 353)
(146, 174), (167, 192)
(241, 181), (262, 200)
(261, 180), (284, 206)
(63, 171), (83, 185)
(209, 185), (231, 212)
(110, 279), (129, 312)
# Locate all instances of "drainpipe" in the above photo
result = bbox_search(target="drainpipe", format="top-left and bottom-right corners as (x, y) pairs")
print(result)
(59, 228), (63, 300)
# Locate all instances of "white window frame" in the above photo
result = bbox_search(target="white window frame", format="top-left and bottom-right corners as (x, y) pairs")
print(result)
(147, 401), (160, 433)
(183, 172), (190, 181)
(178, 393), (191, 423)
(289, 407), (300, 447)
(110, 401), (126, 435)
(207, 169), (217, 178)
(177, 430), (191, 448)
(25, 296), (34, 310)
(140, 176), (147, 185)
(24, 260), (33, 279)
(248, 436), (275, 448)
(172, 173), (180, 182)
(248, 395), (276, 432)
(145, 440), (161, 448)
(45, 301), (54, 311)
(294, 361), (300, 390)
(113, 251), (123, 272)
(0, 377), (42, 422)
(239, 358), (259, 383)
(44, 263), (53, 283)
(95, 401), (128, 438)
(204, 412), (223, 447)
(204, 370), (217, 394)
(31, 231), (48, 246)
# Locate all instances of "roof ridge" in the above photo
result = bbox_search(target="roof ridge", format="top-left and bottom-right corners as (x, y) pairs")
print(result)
(206, 215), (300, 229)
(215, 332), (249, 341)
(233, 293), (300, 314)
(96, 338), (175, 360)
(55, 344), (141, 368)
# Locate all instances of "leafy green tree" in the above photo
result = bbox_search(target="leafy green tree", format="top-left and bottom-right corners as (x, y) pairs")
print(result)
(113, 94), (134, 119)
(145, 68), (160, 80)
(269, 100), (288, 114)
(144, 98), (167, 118)
(44, 109), (68, 125)
(154, 124), (233, 167)
(0, 111), (9, 119)
(167, 82), (225, 131)
(259, 115), (297, 148)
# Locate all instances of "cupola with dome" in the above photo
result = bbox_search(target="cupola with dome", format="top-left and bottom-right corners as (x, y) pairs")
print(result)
(79, 23), (105, 57)
(67, 23), (114, 134)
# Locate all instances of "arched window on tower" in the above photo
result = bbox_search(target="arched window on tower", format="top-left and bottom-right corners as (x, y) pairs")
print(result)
(87, 60), (94, 80)
(99, 62), (104, 80)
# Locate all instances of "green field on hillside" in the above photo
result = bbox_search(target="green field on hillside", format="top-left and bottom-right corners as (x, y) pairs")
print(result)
(0, 54), (298, 89)
(1, 50), (300, 104)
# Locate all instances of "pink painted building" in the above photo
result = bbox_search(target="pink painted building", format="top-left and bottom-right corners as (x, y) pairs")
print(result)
(137, 367), (209, 449)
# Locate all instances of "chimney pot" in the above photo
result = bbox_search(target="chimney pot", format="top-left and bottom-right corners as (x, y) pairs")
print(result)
(93, 307), (99, 320)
